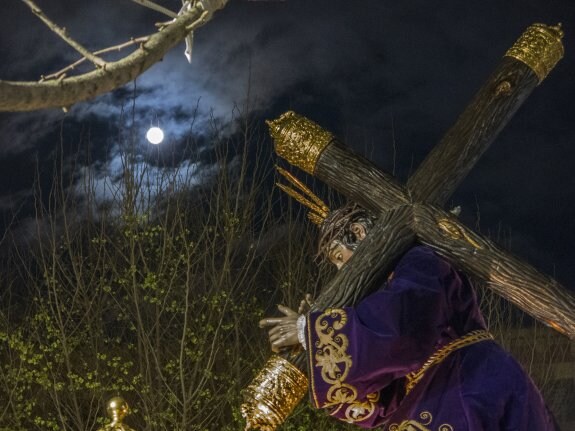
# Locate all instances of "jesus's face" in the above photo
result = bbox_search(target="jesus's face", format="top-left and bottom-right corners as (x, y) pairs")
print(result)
(327, 241), (355, 270)
(326, 222), (367, 270)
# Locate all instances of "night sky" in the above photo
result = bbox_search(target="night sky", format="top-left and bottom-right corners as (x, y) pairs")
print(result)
(1, 0), (575, 292)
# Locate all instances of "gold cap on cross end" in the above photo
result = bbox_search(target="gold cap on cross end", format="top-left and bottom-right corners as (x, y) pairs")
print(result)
(505, 23), (564, 82)
(266, 111), (334, 175)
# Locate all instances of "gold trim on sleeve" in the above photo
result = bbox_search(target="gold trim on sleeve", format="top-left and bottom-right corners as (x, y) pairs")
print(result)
(312, 308), (380, 423)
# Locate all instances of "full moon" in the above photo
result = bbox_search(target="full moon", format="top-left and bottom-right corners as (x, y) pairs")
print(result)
(146, 126), (164, 144)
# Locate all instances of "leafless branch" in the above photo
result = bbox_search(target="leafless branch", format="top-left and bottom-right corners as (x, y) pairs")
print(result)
(20, 0), (106, 69)
(0, 0), (228, 111)
(41, 37), (150, 82)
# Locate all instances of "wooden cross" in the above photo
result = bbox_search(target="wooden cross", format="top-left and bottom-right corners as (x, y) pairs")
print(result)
(266, 24), (574, 375)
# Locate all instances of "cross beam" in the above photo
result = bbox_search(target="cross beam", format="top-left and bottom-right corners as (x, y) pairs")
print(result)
(266, 24), (574, 349)
(240, 24), (571, 430)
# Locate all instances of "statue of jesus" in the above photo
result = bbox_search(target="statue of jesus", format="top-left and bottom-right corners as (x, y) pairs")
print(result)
(260, 202), (558, 430)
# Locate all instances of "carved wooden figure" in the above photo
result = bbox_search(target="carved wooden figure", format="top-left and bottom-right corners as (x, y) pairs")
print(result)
(241, 23), (574, 431)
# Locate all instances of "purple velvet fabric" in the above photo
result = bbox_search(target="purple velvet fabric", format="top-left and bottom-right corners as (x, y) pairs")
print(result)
(305, 246), (557, 430)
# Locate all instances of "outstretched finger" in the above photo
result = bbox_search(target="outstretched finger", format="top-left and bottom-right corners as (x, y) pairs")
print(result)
(277, 304), (298, 317)
(259, 317), (286, 328)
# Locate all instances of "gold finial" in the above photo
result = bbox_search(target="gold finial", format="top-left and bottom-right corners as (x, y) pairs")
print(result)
(97, 396), (136, 431)
(241, 356), (309, 431)
(505, 23), (564, 82)
(276, 166), (330, 225)
(266, 111), (334, 175)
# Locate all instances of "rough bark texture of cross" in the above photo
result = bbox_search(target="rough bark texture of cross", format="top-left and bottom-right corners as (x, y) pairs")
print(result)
(267, 24), (574, 340)
(241, 23), (570, 431)
(406, 56), (539, 205)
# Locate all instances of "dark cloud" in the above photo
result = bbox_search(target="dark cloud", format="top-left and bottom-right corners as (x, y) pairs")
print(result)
(0, 111), (63, 156)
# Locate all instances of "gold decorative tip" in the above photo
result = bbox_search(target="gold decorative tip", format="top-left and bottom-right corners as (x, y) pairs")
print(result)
(96, 396), (136, 431)
(266, 111), (334, 175)
(505, 23), (564, 82)
(437, 218), (482, 250)
(108, 397), (129, 423)
(276, 182), (328, 223)
(241, 356), (308, 431)
(308, 212), (326, 226)
(275, 165), (330, 225)
(545, 319), (568, 336)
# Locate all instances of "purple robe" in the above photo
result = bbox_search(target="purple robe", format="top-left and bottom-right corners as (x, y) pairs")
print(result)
(305, 246), (557, 430)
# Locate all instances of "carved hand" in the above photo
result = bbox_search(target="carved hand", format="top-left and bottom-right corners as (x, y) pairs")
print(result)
(259, 305), (300, 353)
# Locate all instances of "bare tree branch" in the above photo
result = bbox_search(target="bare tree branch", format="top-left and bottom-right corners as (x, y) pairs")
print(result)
(0, 0), (228, 112)
(20, 0), (106, 68)
(41, 37), (149, 82)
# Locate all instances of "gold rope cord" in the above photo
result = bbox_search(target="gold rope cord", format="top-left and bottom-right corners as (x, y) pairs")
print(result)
(405, 330), (494, 394)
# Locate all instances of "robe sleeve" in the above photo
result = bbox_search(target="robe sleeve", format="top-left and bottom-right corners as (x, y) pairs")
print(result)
(305, 246), (477, 428)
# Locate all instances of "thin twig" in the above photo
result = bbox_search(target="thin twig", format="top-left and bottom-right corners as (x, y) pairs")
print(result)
(21, 0), (106, 68)
(130, 0), (178, 18)
(40, 36), (149, 82)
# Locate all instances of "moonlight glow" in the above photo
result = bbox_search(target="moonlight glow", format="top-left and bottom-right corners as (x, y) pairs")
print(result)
(146, 126), (164, 144)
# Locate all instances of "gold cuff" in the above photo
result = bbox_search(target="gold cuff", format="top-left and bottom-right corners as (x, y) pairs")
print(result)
(241, 355), (308, 431)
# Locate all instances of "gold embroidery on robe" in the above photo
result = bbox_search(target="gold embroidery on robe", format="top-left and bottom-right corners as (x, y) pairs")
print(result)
(313, 308), (379, 423)
(388, 411), (454, 431)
